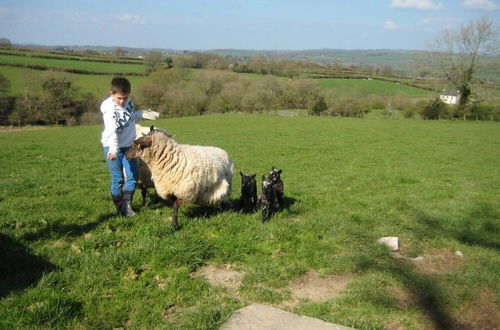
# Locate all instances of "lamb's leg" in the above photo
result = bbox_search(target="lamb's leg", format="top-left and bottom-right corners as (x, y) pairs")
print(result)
(277, 192), (284, 208)
(172, 197), (180, 230)
(262, 206), (269, 223)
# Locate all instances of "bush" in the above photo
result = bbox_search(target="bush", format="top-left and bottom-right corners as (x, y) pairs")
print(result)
(420, 97), (448, 120)
(468, 102), (495, 121)
(309, 95), (328, 116)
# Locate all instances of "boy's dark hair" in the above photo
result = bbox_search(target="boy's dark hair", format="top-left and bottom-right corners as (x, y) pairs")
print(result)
(111, 77), (131, 94)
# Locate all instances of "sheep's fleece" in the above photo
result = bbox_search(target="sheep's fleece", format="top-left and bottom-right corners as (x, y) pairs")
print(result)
(128, 130), (234, 206)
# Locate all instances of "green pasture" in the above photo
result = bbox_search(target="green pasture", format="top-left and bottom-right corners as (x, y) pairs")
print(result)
(0, 54), (144, 74)
(0, 48), (143, 64)
(0, 65), (148, 97)
(1, 114), (498, 329)
(317, 78), (435, 98)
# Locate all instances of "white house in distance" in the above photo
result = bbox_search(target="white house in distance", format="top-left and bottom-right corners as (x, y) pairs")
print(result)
(440, 90), (461, 105)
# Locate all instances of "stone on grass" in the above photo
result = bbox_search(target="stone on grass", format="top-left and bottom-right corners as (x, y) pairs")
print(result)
(377, 237), (400, 251)
(220, 303), (356, 330)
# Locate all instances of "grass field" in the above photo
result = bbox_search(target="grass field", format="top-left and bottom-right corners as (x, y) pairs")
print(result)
(0, 48), (143, 64)
(317, 78), (435, 98)
(0, 65), (149, 97)
(0, 114), (498, 329)
(0, 54), (144, 74)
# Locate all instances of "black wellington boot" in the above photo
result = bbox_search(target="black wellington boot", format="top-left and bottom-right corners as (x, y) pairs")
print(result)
(111, 194), (126, 217)
(122, 190), (137, 217)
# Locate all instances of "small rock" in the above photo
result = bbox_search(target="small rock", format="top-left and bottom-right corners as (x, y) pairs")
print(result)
(377, 237), (400, 251)
(455, 250), (464, 258)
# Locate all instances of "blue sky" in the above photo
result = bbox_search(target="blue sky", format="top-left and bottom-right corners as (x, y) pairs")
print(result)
(0, 0), (498, 50)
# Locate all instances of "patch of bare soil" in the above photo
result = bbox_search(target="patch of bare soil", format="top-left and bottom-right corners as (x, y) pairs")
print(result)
(413, 249), (465, 275)
(287, 270), (355, 302)
(454, 289), (500, 330)
(192, 264), (244, 289)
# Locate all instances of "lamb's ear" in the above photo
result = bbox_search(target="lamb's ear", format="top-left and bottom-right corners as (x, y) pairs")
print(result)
(150, 125), (155, 132)
(277, 169), (282, 174)
(251, 174), (256, 178)
(262, 175), (266, 181)
(135, 136), (152, 149)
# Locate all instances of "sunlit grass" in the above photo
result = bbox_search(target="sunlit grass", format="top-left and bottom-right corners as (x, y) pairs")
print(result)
(0, 114), (498, 329)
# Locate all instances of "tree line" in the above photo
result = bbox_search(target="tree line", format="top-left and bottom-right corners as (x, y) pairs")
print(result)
(0, 66), (498, 126)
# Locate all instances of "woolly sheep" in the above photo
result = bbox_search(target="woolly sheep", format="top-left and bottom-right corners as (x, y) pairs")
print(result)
(125, 127), (234, 229)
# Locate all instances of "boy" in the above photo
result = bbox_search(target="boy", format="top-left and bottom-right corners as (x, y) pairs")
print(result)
(100, 77), (159, 217)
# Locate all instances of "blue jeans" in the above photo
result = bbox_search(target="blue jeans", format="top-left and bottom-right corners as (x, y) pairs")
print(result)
(103, 147), (138, 196)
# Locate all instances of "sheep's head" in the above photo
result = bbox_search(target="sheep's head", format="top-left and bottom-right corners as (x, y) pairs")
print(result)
(262, 175), (273, 191)
(268, 167), (283, 183)
(240, 171), (256, 190)
(126, 135), (152, 160)
(126, 127), (174, 162)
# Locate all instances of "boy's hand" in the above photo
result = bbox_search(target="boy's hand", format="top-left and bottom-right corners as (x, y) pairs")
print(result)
(108, 152), (117, 160)
(141, 109), (160, 120)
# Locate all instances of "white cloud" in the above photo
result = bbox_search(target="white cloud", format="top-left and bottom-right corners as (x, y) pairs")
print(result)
(117, 13), (148, 24)
(462, 0), (500, 10)
(383, 21), (399, 30)
(391, 0), (444, 10)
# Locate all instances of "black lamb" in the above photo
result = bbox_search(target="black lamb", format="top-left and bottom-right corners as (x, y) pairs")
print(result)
(259, 175), (276, 222)
(268, 167), (284, 207)
(240, 171), (257, 213)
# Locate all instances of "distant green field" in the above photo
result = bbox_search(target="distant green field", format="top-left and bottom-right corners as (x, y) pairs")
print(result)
(0, 54), (144, 74)
(0, 65), (148, 97)
(0, 114), (498, 329)
(0, 49), (143, 64)
(317, 78), (435, 98)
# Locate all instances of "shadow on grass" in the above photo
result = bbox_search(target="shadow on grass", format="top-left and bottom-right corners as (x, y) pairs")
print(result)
(0, 234), (58, 298)
(354, 251), (462, 329)
(185, 198), (241, 219)
(21, 213), (116, 242)
(414, 202), (500, 250)
(355, 202), (499, 329)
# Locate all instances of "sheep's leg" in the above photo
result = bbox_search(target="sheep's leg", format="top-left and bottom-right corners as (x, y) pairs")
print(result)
(171, 197), (180, 230)
(262, 206), (269, 223)
(277, 193), (284, 208)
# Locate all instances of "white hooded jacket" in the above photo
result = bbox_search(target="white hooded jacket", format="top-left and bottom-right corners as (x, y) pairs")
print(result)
(100, 96), (144, 155)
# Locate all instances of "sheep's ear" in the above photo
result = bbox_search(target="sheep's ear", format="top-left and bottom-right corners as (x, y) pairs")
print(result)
(277, 169), (282, 174)
(262, 175), (266, 181)
(150, 125), (155, 132)
(136, 136), (152, 149)
(251, 174), (256, 178)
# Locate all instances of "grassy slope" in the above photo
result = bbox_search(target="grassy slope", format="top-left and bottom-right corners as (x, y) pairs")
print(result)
(0, 54), (144, 74)
(0, 114), (498, 329)
(0, 65), (148, 97)
(317, 78), (435, 98)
